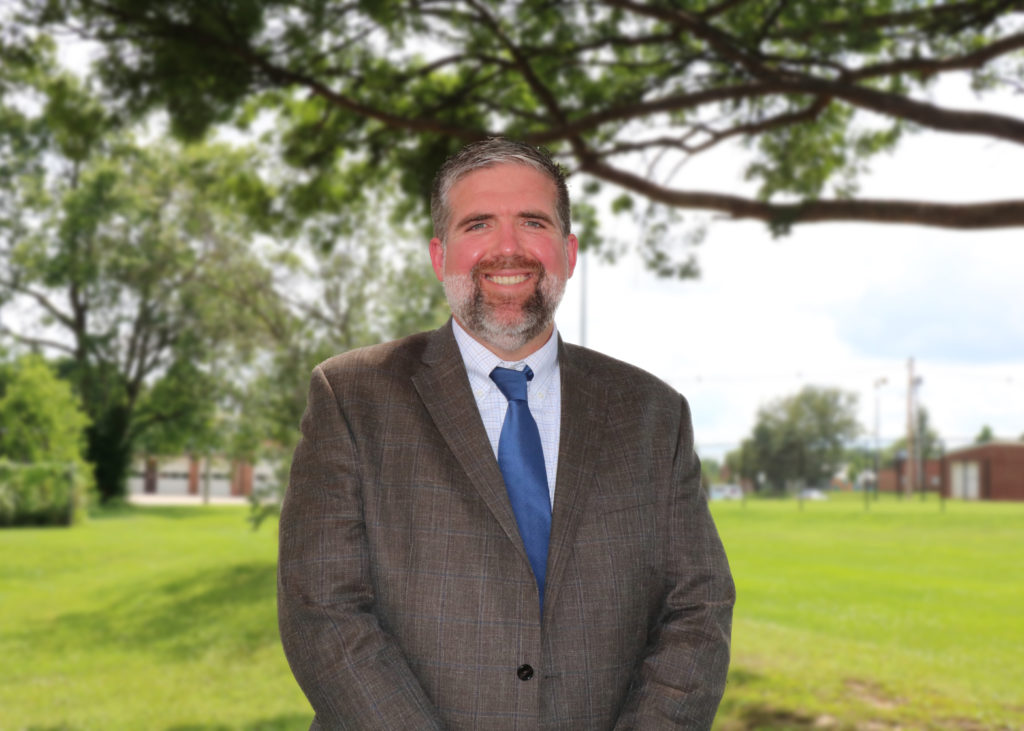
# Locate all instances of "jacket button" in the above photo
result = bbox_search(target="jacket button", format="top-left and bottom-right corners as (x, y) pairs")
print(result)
(516, 664), (534, 681)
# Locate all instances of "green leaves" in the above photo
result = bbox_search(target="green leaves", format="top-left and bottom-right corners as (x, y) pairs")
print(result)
(732, 385), (862, 491)
(0, 60), (283, 499)
(18, 0), (1023, 244)
(84, 0), (265, 140)
(1, 28), (453, 506)
(0, 355), (91, 467)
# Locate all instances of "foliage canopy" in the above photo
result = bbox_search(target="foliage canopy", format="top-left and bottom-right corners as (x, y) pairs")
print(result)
(18, 0), (1024, 245)
(727, 384), (861, 491)
(0, 42), (283, 500)
(0, 37), (447, 501)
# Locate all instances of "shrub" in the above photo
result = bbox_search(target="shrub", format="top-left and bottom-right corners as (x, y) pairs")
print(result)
(0, 460), (88, 526)
(0, 355), (94, 526)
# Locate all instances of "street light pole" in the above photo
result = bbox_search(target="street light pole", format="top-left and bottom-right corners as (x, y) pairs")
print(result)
(905, 359), (924, 498)
(913, 374), (924, 500)
(873, 377), (887, 507)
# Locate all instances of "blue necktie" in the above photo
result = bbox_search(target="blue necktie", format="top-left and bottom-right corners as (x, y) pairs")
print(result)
(490, 366), (551, 611)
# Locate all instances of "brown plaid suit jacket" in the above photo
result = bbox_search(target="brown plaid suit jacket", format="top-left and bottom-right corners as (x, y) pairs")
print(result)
(278, 321), (734, 730)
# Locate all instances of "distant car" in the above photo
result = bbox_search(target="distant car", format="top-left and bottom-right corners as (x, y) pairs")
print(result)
(709, 484), (744, 501)
(798, 488), (828, 501)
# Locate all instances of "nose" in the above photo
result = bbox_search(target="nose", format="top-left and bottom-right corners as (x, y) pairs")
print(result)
(495, 221), (525, 257)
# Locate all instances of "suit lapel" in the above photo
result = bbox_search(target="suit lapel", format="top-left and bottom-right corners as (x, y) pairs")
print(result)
(411, 322), (526, 554)
(410, 324), (608, 610)
(545, 340), (608, 612)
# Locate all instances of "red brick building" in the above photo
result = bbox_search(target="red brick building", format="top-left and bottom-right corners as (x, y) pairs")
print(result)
(133, 454), (270, 498)
(877, 442), (1024, 501)
(877, 458), (943, 495)
(943, 442), (1024, 501)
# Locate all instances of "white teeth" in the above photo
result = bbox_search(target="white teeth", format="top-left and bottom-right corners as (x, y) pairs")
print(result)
(489, 274), (529, 285)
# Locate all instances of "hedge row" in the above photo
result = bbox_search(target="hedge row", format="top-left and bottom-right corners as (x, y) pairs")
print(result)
(0, 461), (85, 527)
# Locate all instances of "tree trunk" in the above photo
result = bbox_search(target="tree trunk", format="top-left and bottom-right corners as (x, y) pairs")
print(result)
(86, 405), (133, 502)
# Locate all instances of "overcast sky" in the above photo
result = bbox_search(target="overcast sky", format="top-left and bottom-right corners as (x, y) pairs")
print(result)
(554, 81), (1024, 461)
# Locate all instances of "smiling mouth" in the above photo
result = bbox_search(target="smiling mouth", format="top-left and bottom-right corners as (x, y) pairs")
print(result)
(486, 273), (531, 285)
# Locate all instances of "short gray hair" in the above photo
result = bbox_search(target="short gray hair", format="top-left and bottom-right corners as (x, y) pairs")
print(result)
(430, 138), (571, 242)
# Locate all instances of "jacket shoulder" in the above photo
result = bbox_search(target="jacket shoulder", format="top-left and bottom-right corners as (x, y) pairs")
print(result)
(317, 331), (433, 378)
(562, 342), (680, 399)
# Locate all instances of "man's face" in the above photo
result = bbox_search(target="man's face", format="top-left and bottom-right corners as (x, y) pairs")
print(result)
(429, 163), (579, 359)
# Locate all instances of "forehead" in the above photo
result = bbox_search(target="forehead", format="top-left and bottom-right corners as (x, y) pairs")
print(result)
(448, 163), (557, 211)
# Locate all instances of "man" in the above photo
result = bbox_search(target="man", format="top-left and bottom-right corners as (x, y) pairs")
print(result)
(278, 138), (734, 729)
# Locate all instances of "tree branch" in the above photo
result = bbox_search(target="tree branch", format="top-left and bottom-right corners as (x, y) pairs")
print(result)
(81, 0), (489, 141)
(0, 325), (76, 355)
(848, 31), (1024, 82)
(0, 278), (76, 330)
(762, 1), (1024, 41)
(463, 0), (568, 127)
(601, 0), (1024, 145)
(589, 96), (830, 158)
(793, 77), (1024, 144)
(581, 156), (1024, 229)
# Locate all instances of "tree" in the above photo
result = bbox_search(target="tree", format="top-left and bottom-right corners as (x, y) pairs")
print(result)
(728, 385), (861, 492)
(0, 46), (281, 500)
(2, 36), (451, 504)
(699, 455), (722, 490)
(975, 424), (996, 443)
(18, 0), (1024, 262)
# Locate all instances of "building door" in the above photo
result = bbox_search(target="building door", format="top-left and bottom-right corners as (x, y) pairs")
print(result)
(950, 460), (980, 500)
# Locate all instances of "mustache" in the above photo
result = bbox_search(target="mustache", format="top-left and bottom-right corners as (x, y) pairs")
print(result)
(471, 255), (544, 277)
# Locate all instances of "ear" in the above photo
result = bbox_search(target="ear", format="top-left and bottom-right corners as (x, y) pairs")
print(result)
(429, 237), (445, 282)
(566, 234), (580, 278)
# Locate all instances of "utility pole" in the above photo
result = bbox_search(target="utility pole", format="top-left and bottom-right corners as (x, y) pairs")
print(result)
(906, 358), (916, 497)
(872, 376), (887, 507)
(914, 374), (925, 498)
(906, 358), (925, 497)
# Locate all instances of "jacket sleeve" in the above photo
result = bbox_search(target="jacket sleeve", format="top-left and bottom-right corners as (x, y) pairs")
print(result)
(614, 398), (735, 730)
(277, 365), (444, 730)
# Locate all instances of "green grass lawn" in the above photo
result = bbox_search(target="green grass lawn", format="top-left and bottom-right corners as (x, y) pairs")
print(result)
(1, 494), (1022, 730)
(0, 504), (309, 730)
(713, 493), (1024, 730)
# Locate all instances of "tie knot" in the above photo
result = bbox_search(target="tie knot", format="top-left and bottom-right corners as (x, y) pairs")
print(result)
(490, 365), (533, 402)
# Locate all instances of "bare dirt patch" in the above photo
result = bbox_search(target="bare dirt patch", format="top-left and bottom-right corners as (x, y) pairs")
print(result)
(844, 678), (903, 711)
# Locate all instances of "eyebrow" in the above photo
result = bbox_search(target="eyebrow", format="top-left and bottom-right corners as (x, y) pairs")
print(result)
(455, 213), (493, 229)
(519, 210), (556, 225)
(454, 210), (556, 229)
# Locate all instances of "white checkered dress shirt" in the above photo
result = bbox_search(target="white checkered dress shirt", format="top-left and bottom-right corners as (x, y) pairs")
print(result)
(451, 319), (561, 504)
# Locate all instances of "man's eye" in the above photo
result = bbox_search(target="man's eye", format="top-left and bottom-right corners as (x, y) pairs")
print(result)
(468, 222), (487, 231)
(524, 220), (543, 228)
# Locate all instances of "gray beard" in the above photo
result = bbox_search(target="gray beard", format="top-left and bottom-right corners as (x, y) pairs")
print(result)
(443, 257), (567, 354)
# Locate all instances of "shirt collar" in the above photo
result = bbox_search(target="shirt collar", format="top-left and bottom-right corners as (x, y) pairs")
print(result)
(452, 318), (559, 397)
